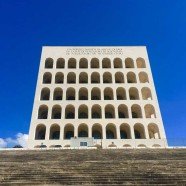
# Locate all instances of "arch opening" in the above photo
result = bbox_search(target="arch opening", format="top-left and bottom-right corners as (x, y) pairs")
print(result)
(78, 124), (88, 137)
(137, 58), (146, 68)
(120, 123), (131, 139)
(66, 88), (75, 100)
(68, 58), (76, 68)
(92, 105), (102, 118)
(91, 58), (99, 68)
(145, 104), (156, 118)
(105, 104), (115, 118)
(64, 124), (74, 139)
(131, 104), (142, 118)
(40, 88), (50, 100)
(35, 124), (46, 140)
(50, 124), (60, 139)
(106, 124), (116, 139)
(45, 58), (53, 69)
(92, 124), (102, 139)
(148, 123), (160, 139)
(56, 58), (65, 68)
(79, 87), (88, 100)
(129, 87), (139, 100)
(118, 104), (129, 118)
(79, 72), (88, 84)
(38, 105), (48, 119)
(116, 87), (126, 100)
(103, 72), (112, 83)
(91, 72), (100, 83)
(125, 58), (134, 68)
(115, 72), (124, 83)
(114, 58), (122, 68)
(55, 72), (64, 84)
(67, 72), (76, 84)
(134, 123), (146, 139)
(91, 87), (101, 100)
(102, 58), (111, 68)
(65, 105), (75, 119)
(53, 88), (63, 100)
(79, 58), (88, 68)
(52, 105), (61, 119)
(78, 105), (88, 119)
(43, 72), (52, 84)
(127, 72), (137, 83)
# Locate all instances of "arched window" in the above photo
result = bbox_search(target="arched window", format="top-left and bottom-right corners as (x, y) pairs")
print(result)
(106, 124), (116, 139)
(79, 87), (88, 100)
(125, 58), (134, 68)
(68, 58), (76, 68)
(105, 104), (115, 118)
(131, 104), (142, 118)
(45, 58), (53, 69)
(103, 72), (112, 83)
(129, 87), (139, 100)
(51, 105), (62, 119)
(92, 104), (102, 118)
(79, 58), (88, 68)
(67, 72), (76, 84)
(134, 123), (146, 139)
(114, 58), (122, 68)
(66, 88), (75, 100)
(118, 104), (129, 118)
(120, 123), (131, 139)
(56, 58), (65, 68)
(91, 58), (99, 68)
(144, 104), (156, 118)
(115, 72), (124, 83)
(116, 87), (126, 100)
(78, 124), (88, 137)
(43, 72), (52, 84)
(139, 72), (149, 83)
(92, 124), (102, 139)
(38, 105), (48, 119)
(40, 88), (50, 100)
(50, 124), (60, 139)
(78, 105), (88, 119)
(64, 124), (74, 139)
(136, 58), (146, 68)
(79, 72), (88, 84)
(91, 87), (101, 100)
(91, 72), (100, 83)
(35, 124), (46, 140)
(65, 105), (75, 119)
(55, 72), (64, 84)
(53, 88), (63, 100)
(141, 87), (152, 100)
(104, 88), (113, 100)
(102, 58), (111, 68)
(127, 72), (137, 83)
(148, 123), (160, 139)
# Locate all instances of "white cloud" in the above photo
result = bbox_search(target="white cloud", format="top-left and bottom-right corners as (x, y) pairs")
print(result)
(16, 133), (28, 147)
(0, 138), (7, 148)
(0, 133), (28, 148)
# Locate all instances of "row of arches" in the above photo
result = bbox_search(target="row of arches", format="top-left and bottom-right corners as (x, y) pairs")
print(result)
(45, 57), (146, 69)
(43, 71), (149, 84)
(38, 104), (156, 119)
(41, 87), (152, 101)
(35, 123), (160, 140)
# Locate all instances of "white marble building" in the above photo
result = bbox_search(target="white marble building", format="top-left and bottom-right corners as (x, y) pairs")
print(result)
(28, 46), (167, 148)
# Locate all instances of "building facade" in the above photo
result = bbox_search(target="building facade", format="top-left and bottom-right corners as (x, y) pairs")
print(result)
(28, 46), (167, 148)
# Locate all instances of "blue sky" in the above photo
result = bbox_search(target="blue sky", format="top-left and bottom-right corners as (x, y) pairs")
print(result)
(0, 0), (186, 145)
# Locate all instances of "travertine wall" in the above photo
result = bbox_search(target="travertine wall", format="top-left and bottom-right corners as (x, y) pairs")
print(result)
(28, 46), (167, 148)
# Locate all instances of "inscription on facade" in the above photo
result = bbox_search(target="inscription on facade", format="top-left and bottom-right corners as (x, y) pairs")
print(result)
(66, 48), (123, 55)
